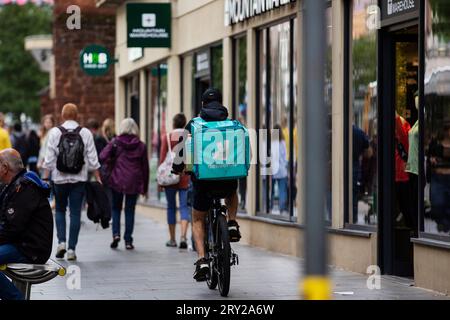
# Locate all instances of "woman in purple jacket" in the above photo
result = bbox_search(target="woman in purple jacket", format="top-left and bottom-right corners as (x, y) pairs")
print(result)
(100, 118), (149, 250)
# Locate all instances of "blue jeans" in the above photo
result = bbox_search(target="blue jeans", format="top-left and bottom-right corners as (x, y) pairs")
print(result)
(165, 188), (190, 225)
(0, 244), (28, 300)
(271, 177), (288, 212)
(54, 182), (86, 250)
(112, 191), (138, 243)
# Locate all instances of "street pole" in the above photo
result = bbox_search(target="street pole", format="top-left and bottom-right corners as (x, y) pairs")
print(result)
(300, 0), (331, 300)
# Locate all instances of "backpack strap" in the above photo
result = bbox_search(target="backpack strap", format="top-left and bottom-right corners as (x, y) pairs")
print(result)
(57, 126), (82, 133)
(166, 132), (173, 153)
(57, 126), (67, 134)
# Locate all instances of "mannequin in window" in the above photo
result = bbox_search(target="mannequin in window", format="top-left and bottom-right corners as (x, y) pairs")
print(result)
(405, 91), (419, 235)
(394, 109), (412, 229)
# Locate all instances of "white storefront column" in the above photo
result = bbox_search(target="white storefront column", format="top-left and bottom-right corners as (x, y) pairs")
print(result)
(246, 28), (257, 217)
(223, 36), (233, 111)
(166, 55), (181, 132)
(139, 69), (147, 143)
(331, 0), (345, 229)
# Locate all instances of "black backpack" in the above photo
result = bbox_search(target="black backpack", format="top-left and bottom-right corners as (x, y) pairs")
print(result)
(56, 126), (85, 174)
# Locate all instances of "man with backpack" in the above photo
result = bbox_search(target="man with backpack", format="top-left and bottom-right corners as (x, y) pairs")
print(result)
(172, 88), (243, 282)
(42, 103), (101, 261)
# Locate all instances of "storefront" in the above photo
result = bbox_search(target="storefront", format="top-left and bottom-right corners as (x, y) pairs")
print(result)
(99, 0), (450, 294)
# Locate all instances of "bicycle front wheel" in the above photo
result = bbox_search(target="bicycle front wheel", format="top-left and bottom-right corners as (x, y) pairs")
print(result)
(216, 213), (231, 297)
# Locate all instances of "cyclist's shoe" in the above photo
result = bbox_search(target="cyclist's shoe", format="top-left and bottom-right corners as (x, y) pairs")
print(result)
(228, 220), (241, 242)
(193, 258), (209, 282)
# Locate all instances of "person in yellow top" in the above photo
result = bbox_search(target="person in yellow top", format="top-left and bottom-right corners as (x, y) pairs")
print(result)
(0, 113), (12, 151)
(281, 117), (298, 161)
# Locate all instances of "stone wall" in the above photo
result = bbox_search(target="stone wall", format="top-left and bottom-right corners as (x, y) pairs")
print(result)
(45, 0), (115, 125)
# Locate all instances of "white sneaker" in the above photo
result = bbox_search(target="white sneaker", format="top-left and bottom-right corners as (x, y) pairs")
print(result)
(55, 242), (66, 259)
(67, 249), (77, 261)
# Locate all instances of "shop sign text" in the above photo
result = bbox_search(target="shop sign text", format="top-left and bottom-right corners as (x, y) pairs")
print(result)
(224, 0), (296, 26)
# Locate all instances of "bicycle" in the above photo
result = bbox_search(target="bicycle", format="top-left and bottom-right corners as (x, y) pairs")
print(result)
(204, 194), (239, 297)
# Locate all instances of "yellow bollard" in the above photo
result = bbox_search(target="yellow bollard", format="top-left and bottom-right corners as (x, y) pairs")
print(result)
(301, 276), (332, 300)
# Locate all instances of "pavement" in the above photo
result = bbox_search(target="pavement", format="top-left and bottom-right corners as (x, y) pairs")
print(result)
(31, 209), (449, 300)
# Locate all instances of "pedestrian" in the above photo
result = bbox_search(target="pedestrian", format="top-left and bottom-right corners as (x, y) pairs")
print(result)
(87, 118), (109, 157)
(0, 149), (53, 300)
(159, 113), (191, 249)
(101, 118), (116, 144)
(271, 124), (289, 214)
(26, 130), (40, 174)
(100, 118), (149, 250)
(98, 118), (116, 199)
(42, 103), (101, 261)
(37, 114), (56, 209)
(0, 113), (12, 152)
(10, 122), (28, 165)
(37, 114), (55, 173)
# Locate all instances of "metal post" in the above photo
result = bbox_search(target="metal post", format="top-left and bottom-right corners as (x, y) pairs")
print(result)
(301, 0), (331, 300)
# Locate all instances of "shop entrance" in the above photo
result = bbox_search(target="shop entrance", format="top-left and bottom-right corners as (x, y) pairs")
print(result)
(379, 25), (419, 277)
(194, 76), (211, 116)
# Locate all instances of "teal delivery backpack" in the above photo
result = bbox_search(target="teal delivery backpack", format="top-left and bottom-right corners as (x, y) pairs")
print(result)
(187, 117), (250, 180)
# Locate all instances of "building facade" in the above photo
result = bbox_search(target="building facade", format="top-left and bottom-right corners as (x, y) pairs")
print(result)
(98, 0), (450, 294)
(43, 0), (116, 123)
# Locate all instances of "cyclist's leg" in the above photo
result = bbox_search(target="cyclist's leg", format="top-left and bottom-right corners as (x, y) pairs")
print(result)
(225, 192), (238, 221)
(192, 180), (212, 258)
(192, 209), (207, 258)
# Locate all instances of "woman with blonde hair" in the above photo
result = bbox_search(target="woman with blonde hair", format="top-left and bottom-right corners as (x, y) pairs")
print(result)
(102, 118), (116, 142)
(37, 114), (55, 171)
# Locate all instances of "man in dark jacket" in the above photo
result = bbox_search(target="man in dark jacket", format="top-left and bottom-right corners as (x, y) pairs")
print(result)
(0, 149), (53, 300)
(173, 88), (242, 281)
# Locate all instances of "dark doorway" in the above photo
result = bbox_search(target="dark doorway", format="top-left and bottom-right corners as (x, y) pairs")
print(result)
(194, 76), (211, 116)
(379, 25), (419, 277)
(130, 95), (140, 126)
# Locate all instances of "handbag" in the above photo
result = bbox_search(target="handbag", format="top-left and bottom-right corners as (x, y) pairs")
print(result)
(100, 139), (119, 186)
(157, 132), (180, 186)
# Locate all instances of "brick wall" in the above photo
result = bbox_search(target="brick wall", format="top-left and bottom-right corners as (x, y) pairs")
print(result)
(45, 0), (116, 125)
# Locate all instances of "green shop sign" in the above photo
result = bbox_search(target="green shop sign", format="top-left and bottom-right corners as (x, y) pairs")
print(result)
(127, 3), (171, 48)
(79, 45), (111, 76)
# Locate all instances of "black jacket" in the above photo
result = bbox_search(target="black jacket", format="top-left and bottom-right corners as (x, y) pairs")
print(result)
(0, 170), (53, 263)
(85, 181), (111, 229)
(184, 101), (229, 135)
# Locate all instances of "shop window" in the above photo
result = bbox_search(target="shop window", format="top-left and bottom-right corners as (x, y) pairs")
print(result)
(423, 0), (450, 237)
(347, 0), (378, 226)
(148, 63), (168, 204)
(126, 74), (140, 125)
(257, 19), (298, 220)
(211, 45), (223, 92)
(233, 35), (248, 212)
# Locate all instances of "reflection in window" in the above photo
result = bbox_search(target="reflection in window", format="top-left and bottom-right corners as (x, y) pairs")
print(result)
(349, 0), (378, 225)
(234, 36), (248, 211)
(211, 45), (223, 92)
(258, 19), (297, 219)
(149, 63), (168, 204)
(424, 0), (450, 236)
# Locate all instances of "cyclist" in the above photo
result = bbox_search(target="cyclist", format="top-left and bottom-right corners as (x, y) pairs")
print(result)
(172, 88), (242, 282)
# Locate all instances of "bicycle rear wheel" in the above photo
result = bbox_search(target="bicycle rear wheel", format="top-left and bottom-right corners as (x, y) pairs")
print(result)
(216, 213), (231, 297)
(206, 214), (218, 290)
